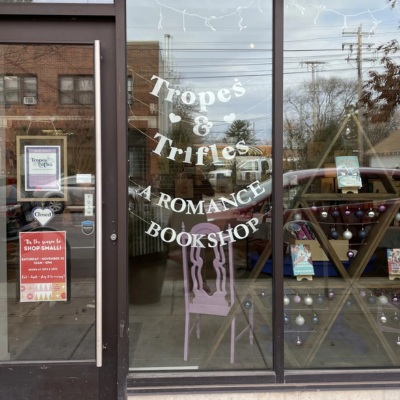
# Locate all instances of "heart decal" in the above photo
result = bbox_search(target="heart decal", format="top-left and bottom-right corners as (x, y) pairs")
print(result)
(169, 113), (182, 123)
(224, 113), (235, 124)
(32, 207), (54, 226)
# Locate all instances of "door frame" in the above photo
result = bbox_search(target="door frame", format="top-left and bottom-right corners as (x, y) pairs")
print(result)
(0, 11), (128, 400)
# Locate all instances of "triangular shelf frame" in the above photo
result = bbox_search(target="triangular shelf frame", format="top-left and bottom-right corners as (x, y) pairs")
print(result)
(198, 110), (400, 369)
(290, 109), (400, 281)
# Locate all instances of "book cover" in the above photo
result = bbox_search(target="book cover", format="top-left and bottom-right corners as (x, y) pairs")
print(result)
(335, 156), (362, 189)
(387, 248), (400, 275)
(290, 244), (315, 276)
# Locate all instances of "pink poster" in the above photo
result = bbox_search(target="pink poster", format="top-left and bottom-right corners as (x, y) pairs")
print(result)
(19, 231), (67, 302)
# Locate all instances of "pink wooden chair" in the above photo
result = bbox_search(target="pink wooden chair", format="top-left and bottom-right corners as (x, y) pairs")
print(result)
(181, 222), (253, 364)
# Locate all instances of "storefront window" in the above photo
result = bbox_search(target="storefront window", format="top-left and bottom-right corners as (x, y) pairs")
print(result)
(127, 1), (273, 370)
(283, 1), (400, 368)
(127, 0), (400, 376)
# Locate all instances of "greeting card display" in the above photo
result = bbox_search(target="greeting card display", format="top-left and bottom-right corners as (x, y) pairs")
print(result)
(290, 244), (315, 281)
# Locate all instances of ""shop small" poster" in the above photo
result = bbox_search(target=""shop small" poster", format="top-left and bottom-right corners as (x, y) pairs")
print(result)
(19, 231), (67, 302)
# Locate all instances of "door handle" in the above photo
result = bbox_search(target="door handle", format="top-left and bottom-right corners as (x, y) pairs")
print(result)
(94, 40), (103, 368)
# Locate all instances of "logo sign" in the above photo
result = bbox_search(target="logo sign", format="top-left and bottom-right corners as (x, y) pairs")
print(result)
(32, 207), (54, 226)
(82, 220), (94, 235)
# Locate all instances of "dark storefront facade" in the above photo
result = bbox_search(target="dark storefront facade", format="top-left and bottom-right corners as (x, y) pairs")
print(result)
(1, 0), (400, 399)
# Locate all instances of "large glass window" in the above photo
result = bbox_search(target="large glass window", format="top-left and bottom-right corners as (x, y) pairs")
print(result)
(283, 1), (400, 368)
(127, 0), (400, 377)
(59, 76), (94, 105)
(127, 2), (273, 371)
(0, 75), (37, 105)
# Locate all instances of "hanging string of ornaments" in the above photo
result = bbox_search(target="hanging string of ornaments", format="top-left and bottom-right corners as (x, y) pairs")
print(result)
(282, 291), (332, 346)
(294, 204), (400, 260)
(282, 290), (400, 347)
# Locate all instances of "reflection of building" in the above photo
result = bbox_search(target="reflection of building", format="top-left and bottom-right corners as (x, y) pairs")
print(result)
(127, 41), (165, 188)
(366, 131), (400, 169)
(0, 44), (95, 182)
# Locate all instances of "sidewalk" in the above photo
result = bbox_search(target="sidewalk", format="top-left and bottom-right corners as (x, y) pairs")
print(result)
(128, 389), (400, 400)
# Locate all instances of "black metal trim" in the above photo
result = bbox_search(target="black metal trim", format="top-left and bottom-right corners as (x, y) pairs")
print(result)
(113, 0), (129, 399)
(271, 0), (285, 384)
(0, 3), (115, 17)
(127, 371), (276, 390)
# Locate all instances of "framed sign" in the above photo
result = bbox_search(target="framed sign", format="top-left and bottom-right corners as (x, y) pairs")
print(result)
(16, 136), (67, 202)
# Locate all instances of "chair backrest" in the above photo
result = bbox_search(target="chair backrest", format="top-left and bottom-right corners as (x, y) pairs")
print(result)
(181, 222), (234, 316)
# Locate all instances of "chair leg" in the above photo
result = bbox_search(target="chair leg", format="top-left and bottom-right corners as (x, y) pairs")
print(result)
(196, 314), (201, 339)
(249, 305), (254, 345)
(184, 312), (190, 361)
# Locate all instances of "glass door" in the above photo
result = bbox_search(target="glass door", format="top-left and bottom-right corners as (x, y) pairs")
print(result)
(1, 42), (97, 358)
(0, 19), (120, 400)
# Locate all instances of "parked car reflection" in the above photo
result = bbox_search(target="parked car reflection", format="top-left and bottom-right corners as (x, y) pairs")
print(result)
(2, 183), (37, 240)
(33, 174), (95, 214)
(205, 167), (400, 226)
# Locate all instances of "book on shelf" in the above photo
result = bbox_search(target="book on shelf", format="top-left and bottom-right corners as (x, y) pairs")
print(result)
(387, 248), (400, 275)
(335, 155), (362, 189)
(290, 243), (315, 277)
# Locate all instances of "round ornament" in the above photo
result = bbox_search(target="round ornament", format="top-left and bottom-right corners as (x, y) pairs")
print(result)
(345, 299), (353, 307)
(392, 313), (399, 323)
(378, 204), (386, 213)
(316, 294), (325, 304)
(284, 314), (289, 324)
(397, 337), (400, 346)
(312, 314), (319, 324)
(347, 250), (355, 258)
(296, 337), (302, 346)
(328, 290), (334, 300)
(368, 209), (375, 218)
(260, 290), (266, 298)
(294, 212), (302, 221)
(359, 290), (366, 297)
(380, 314), (387, 324)
(343, 229), (353, 240)
(283, 295), (290, 306)
(294, 294), (301, 303)
(344, 208), (351, 216)
(320, 211), (328, 219)
(295, 314), (305, 326)
(243, 299), (252, 309)
(311, 204), (318, 212)
(330, 229), (339, 240)
(395, 212), (400, 222)
(355, 209), (364, 218)
(367, 294), (376, 304)
(378, 295), (389, 305)
(358, 228), (367, 240)
(304, 294), (313, 306)
(393, 294), (399, 302)
(331, 209), (340, 219)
